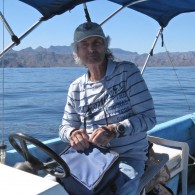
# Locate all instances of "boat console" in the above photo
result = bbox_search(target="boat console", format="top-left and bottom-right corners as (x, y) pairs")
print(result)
(0, 163), (67, 195)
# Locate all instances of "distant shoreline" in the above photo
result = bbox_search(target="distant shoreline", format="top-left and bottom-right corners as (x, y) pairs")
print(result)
(0, 46), (195, 68)
(1, 65), (195, 69)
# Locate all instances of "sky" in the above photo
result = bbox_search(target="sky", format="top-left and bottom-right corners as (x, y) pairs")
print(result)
(1, 0), (195, 54)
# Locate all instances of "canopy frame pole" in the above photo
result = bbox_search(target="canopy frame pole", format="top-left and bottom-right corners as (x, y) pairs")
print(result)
(0, 19), (43, 58)
(141, 27), (164, 74)
(100, 5), (125, 26)
(83, 3), (91, 22)
(100, 0), (148, 26)
(0, 11), (21, 45)
(0, 11), (15, 37)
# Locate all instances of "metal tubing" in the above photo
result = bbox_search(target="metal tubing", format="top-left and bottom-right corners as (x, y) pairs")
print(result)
(0, 19), (43, 58)
(100, 6), (125, 26)
(0, 11), (15, 36)
(141, 27), (164, 74)
(83, 3), (91, 22)
(100, 0), (148, 26)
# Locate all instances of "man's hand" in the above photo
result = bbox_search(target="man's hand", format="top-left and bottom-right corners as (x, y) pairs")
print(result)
(89, 125), (116, 147)
(69, 129), (89, 151)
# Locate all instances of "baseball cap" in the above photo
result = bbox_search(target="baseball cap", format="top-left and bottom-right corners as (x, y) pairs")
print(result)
(74, 22), (106, 43)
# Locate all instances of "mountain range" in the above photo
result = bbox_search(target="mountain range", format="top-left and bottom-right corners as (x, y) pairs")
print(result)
(1, 45), (195, 67)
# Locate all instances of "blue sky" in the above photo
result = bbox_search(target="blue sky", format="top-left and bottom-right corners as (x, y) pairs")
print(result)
(1, 0), (195, 54)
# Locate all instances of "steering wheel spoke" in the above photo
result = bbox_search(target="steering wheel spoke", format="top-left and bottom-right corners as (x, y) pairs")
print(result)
(43, 160), (64, 177)
(44, 160), (58, 169)
(9, 132), (70, 178)
(19, 139), (33, 161)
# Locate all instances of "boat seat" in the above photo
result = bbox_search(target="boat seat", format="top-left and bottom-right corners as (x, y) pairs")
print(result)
(137, 150), (169, 195)
(152, 142), (182, 178)
(147, 136), (189, 195)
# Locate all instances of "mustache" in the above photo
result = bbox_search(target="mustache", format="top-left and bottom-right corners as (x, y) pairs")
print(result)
(88, 51), (100, 56)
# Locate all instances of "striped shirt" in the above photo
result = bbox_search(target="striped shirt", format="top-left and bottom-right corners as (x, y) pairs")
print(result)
(59, 59), (156, 160)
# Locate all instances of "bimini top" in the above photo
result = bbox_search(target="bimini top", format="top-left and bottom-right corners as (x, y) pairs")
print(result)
(19, 0), (195, 27)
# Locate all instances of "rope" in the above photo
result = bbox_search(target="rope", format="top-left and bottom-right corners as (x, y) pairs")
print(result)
(163, 43), (191, 111)
(1, 0), (5, 145)
(188, 154), (195, 166)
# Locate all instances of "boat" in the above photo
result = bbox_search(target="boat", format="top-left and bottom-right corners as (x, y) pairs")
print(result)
(0, 0), (195, 194)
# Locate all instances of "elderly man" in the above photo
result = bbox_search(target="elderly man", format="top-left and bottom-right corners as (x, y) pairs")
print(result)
(59, 22), (156, 194)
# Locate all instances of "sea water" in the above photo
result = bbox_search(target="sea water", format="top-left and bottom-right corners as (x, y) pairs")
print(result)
(0, 67), (195, 149)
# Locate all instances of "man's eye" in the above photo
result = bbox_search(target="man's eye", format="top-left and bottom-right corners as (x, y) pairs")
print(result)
(95, 41), (103, 46)
(79, 44), (88, 48)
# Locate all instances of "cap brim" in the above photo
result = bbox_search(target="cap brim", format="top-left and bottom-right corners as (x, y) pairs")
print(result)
(77, 35), (105, 43)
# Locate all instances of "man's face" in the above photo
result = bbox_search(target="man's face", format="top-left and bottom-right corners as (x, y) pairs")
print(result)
(76, 37), (106, 65)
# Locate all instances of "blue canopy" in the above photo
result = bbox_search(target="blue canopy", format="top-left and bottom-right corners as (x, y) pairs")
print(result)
(19, 0), (195, 27)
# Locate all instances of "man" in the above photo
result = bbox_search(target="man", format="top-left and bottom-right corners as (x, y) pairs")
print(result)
(59, 22), (156, 194)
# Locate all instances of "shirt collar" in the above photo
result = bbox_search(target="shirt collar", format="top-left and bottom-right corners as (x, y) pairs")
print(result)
(85, 59), (115, 83)
(106, 59), (115, 77)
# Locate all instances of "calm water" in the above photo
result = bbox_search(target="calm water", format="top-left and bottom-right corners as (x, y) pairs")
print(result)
(0, 67), (195, 149)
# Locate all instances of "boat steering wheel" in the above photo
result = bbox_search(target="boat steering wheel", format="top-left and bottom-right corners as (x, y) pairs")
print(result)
(9, 132), (70, 179)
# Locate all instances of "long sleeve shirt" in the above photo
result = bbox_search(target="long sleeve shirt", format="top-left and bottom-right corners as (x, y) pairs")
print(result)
(59, 59), (156, 160)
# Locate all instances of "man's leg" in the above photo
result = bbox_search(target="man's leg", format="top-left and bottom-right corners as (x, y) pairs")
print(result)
(116, 157), (145, 195)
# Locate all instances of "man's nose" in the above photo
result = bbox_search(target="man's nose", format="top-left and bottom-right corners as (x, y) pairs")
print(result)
(88, 44), (96, 52)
